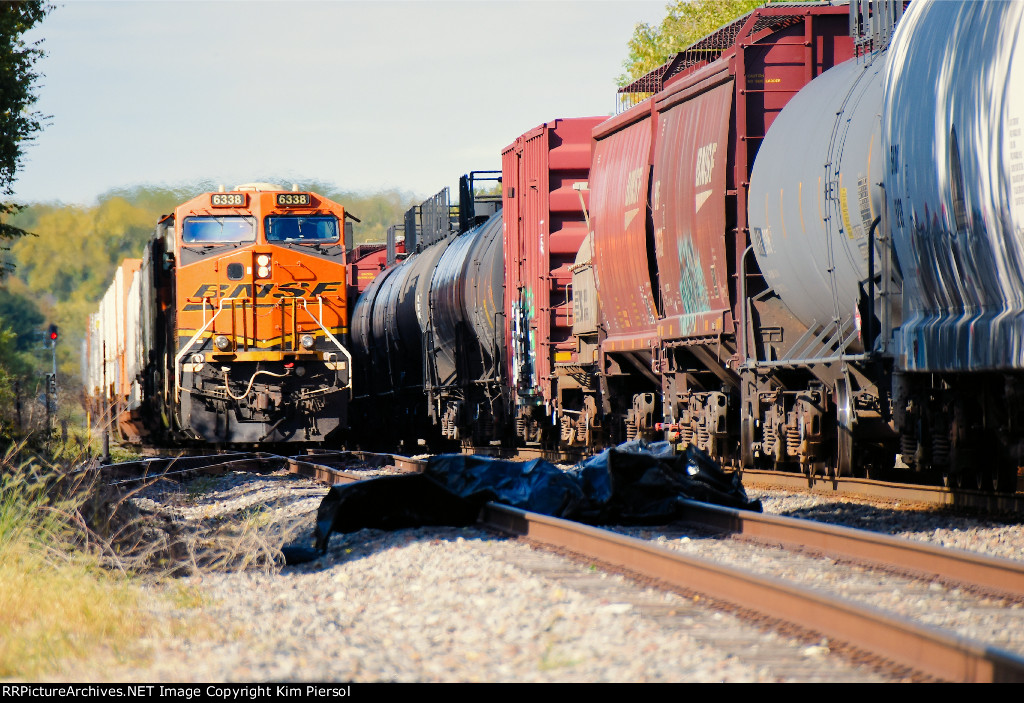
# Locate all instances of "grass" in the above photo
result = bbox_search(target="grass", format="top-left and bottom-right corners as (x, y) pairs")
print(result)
(179, 498), (304, 573)
(0, 555), (150, 677)
(168, 582), (207, 610)
(0, 441), (158, 678)
(0, 427), (311, 679)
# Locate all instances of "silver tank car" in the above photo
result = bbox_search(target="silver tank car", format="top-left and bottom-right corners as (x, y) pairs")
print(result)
(885, 0), (1024, 371)
(748, 51), (887, 353)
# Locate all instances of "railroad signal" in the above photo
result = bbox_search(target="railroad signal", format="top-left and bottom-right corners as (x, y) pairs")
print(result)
(48, 324), (58, 343)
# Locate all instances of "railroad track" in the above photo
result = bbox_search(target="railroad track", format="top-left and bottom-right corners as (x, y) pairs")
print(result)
(112, 445), (1024, 513)
(484, 503), (1024, 682)
(467, 444), (1024, 514)
(738, 468), (1024, 515)
(92, 450), (1024, 681)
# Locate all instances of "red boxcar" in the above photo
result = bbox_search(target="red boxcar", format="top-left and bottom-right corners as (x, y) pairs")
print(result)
(502, 117), (605, 445)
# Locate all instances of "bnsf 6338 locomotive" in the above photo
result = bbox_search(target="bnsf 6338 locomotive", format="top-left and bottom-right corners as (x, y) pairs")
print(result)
(86, 183), (353, 445)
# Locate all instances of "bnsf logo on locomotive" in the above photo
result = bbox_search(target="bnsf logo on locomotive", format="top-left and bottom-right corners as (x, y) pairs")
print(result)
(187, 281), (343, 303)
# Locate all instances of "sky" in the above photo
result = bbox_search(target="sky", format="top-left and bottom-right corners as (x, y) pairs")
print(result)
(12, 0), (667, 206)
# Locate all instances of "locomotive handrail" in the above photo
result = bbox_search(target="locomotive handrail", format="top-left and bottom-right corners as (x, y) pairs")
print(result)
(302, 296), (353, 391)
(175, 296), (232, 400)
(174, 295), (353, 399)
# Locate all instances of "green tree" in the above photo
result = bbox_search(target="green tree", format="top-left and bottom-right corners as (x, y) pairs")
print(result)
(0, 287), (43, 353)
(6, 191), (174, 385)
(618, 0), (807, 88)
(0, 1), (50, 248)
(0, 2), (51, 443)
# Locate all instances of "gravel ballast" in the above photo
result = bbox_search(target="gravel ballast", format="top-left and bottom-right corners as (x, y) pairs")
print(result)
(57, 468), (1024, 682)
(751, 487), (1024, 561)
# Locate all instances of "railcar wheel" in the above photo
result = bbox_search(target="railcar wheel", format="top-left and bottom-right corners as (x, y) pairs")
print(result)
(835, 377), (855, 478)
(740, 408), (756, 469)
(975, 468), (988, 492)
(993, 466), (1017, 494)
(952, 469), (967, 490)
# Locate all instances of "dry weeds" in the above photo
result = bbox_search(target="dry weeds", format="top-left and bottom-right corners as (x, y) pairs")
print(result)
(0, 435), (312, 679)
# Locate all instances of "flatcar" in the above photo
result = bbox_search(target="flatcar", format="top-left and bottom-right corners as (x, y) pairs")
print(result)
(85, 183), (354, 445)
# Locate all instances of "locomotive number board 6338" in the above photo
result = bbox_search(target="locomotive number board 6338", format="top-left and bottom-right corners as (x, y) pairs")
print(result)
(276, 193), (312, 207)
(210, 193), (248, 207)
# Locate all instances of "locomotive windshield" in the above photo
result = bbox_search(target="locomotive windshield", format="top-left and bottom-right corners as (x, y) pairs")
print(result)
(182, 216), (256, 244)
(265, 215), (339, 243)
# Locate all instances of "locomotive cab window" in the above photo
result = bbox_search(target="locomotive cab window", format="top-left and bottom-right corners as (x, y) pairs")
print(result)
(182, 216), (256, 244)
(265, 215), (339, 243)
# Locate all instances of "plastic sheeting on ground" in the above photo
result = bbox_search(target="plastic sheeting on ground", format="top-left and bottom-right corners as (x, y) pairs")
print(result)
(282, 441), (761, 565)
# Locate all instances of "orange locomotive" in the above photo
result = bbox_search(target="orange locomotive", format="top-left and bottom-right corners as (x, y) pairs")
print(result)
(86, 183), (353, 444)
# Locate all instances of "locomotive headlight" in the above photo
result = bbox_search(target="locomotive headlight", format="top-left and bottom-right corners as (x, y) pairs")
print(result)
(300, 334), (315, 349)
(191, 353), (205, 364)
(295, 365), (306, 377)
(255, 254), (271, 279)
(214, 335), (231, 350)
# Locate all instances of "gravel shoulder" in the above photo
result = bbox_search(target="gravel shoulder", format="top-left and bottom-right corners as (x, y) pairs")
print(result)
(49, 470), (1024, 682)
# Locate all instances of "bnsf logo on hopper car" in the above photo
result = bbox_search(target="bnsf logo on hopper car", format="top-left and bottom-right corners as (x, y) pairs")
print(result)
(625, 167), (644, 206)
(190, 282), (343, 299)
(695, 142), (718, 188)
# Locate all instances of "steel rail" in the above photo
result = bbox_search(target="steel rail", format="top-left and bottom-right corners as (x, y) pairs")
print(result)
(460, 446), (1024, 512)
(480, 502), (1024, 683)
(94, 449), (424, 487)
(738, 468), (1024, 514)
(96, 452), (284, 483)
(105, 459), (288, 486)
(286, 457), (364, 485)
(675, 498), (1024, 598)
(289, 451), (424, 480)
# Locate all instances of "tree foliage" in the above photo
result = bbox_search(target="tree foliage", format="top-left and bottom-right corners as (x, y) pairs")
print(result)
(328, 188), (419, 245)
(618, 0), (806, 88)
(0, 1), (50, 244)
(0, 2), (50, 444)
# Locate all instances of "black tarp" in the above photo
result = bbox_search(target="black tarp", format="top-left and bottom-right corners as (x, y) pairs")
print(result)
(283, 441), (761, 564)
